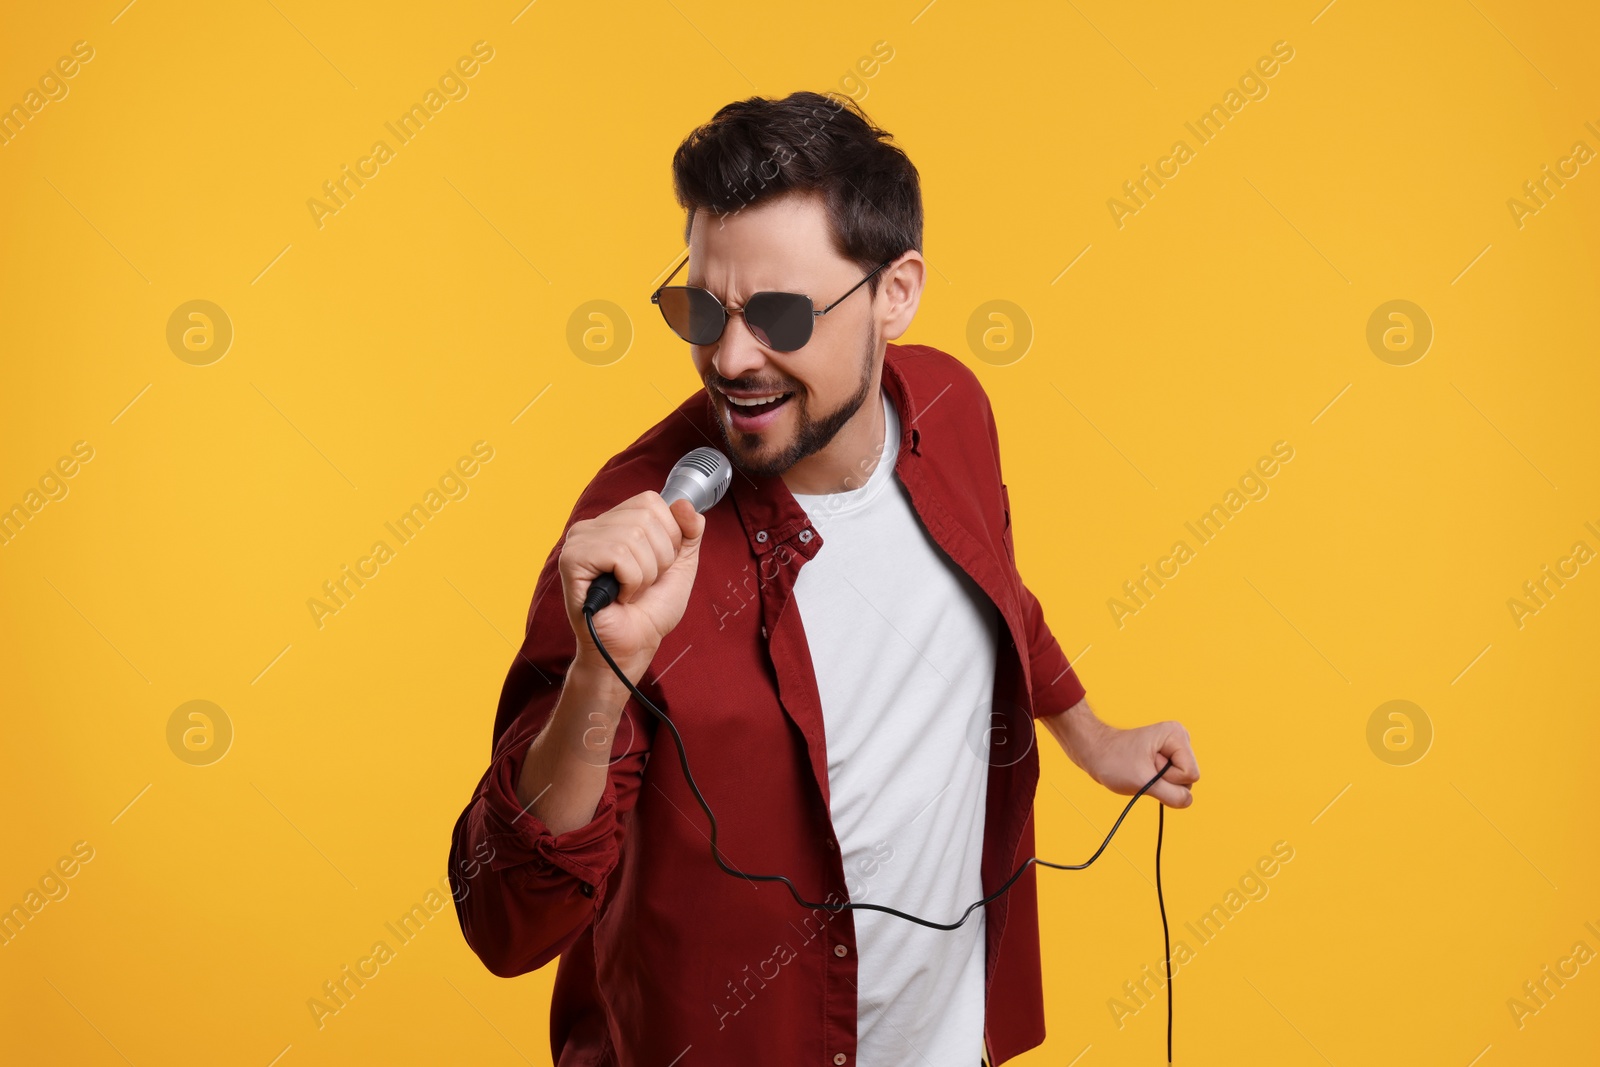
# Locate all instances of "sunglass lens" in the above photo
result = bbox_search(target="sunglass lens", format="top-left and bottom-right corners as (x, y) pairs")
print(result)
(745, 292), (814, 352)
(658, 287), (726, 345)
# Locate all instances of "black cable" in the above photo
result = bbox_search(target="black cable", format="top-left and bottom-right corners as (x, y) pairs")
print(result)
(1157, 798), (1171, 1063)
(585, 608), (1175, 1048)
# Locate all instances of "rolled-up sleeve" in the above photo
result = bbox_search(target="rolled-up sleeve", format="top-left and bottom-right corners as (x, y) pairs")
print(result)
(448, 513), (655, 978)
(982, 391), (1088, 720)
(1015, 559), (1088, 719)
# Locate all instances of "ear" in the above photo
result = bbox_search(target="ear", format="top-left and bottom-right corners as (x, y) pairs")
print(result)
(877, 251), (925, 342)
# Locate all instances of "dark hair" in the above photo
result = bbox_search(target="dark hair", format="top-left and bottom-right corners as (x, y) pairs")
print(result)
(670, 90), (922, 298)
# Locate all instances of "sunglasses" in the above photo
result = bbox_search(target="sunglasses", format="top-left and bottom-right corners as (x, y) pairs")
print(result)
(650, 253), (892, 352)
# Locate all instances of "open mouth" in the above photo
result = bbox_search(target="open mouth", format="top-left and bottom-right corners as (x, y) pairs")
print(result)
(722, 390), (795, 431)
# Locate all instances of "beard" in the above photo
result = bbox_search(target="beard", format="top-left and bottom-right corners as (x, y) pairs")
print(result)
(713, 319), (878, 480)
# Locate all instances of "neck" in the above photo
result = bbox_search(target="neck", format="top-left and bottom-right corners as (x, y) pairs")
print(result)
(781, 379), (887, 496)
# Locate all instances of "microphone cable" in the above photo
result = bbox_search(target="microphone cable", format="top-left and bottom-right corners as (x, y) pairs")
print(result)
(584, 607), (1177, 1062)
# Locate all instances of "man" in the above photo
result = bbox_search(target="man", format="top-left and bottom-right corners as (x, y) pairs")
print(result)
(448, 90), (1200, 1066)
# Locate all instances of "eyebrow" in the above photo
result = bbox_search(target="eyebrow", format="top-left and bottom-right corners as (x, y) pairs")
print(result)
(687, 272), (807, 299)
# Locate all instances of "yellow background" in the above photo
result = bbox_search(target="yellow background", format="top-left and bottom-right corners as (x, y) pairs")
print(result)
(3, 1), (1597, 1064)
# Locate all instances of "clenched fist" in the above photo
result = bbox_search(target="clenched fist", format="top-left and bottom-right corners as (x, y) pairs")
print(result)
(560, 491), (705, 686)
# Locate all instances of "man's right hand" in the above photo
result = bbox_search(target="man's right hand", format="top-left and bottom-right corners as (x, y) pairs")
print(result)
(560, 491), (705, 687)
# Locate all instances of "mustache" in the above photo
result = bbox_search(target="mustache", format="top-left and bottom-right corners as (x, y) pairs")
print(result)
(709, 378), (798, 394)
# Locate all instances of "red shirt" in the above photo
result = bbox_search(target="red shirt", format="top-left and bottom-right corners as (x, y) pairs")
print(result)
(448, 342), (1088, 1066)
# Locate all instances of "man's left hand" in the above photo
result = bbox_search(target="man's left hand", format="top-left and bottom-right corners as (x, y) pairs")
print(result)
(1044, 700), (1201, 808)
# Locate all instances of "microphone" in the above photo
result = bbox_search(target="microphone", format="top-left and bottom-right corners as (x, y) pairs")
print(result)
(582, 446), (732, 615)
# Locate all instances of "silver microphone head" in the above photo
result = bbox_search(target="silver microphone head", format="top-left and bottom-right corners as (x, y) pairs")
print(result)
(661, 447), (732, 513)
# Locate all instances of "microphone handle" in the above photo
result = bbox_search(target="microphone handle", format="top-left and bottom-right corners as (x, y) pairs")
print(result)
(580, 486), (691, 616)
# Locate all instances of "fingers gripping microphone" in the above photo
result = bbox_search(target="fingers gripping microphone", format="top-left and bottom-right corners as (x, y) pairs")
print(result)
(581, 447), (732, 616)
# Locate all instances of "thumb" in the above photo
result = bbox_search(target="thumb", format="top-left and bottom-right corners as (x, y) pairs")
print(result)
(670, 498), (705, 552)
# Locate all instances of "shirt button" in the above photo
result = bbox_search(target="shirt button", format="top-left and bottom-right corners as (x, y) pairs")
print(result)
(833, 944), (847, 957)
(834, 1054), (847, 1065)
(579, 882), (594, 898)
(799, 529), (813, 543)
(755, 530), (768, 542)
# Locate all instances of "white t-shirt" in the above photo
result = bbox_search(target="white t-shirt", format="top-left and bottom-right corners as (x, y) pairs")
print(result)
(790, 387), (1000, 1066)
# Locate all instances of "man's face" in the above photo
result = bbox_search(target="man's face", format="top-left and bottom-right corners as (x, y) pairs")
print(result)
(684, 191), (882, 479)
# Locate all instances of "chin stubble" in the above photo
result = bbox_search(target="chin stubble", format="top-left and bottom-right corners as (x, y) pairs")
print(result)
(719, 322), (877, 480)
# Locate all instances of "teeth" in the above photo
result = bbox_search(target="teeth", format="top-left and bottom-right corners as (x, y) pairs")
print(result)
(725, 391), (788, 407)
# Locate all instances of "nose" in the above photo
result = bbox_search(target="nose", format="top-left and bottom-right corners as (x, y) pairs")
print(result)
(710, 307), (772, 383)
